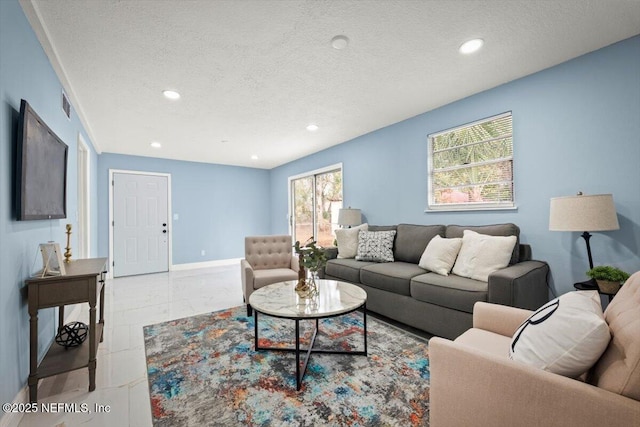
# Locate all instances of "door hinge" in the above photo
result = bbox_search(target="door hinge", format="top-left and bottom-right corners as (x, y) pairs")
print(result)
(112, 261), (115, 267)
(112, 180), (114, 186)
(112, 220), (114, 226)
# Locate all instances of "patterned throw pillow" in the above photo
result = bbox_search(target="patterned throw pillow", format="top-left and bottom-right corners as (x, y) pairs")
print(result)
(355, 230), (396, 262)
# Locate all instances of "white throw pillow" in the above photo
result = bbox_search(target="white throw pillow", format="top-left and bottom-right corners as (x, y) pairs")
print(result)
(335, 223), (368, 258)
(509, 291), (611, 378)
(418, 236), (462, 276)
(451, 230), (517, 281)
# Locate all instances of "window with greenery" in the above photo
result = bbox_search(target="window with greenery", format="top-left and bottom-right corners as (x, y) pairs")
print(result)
(427, 112), (514, 211)
(289, 165), (343, 247)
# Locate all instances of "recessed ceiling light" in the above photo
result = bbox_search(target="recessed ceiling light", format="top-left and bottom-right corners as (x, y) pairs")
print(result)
(162, 90), (181, 100)
(459, 38), (484, 54)
(150, 141), (162, 149)
(331, 35), (349, 50)
(306, 124), (319, 132)
(251, 154), (259, 160)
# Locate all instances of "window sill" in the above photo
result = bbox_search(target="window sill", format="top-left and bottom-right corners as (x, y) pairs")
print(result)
(424, 205), (518, 213)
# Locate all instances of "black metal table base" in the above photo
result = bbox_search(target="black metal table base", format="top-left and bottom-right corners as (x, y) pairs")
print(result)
(253, 305), (367, 390)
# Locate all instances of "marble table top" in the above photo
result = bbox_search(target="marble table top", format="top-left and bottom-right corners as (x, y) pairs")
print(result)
(249, 279), (367, 319)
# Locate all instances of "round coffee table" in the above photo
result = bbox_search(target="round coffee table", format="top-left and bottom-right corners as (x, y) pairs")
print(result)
(249, 279), (368, 390)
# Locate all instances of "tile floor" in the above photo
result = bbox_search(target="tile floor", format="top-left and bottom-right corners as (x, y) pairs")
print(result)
(18, 264), (244, 427)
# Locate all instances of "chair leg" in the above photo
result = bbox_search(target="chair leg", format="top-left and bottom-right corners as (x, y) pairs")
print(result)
(247, 304), (253, 317)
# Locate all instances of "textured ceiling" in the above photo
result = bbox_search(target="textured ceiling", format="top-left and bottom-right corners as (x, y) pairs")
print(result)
(21, 0), (640, 169)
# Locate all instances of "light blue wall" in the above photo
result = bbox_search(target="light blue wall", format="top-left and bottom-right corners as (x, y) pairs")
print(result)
(2, 0), (638, 409)
(97, 154), (271, 264)
(270, 35), (640, 297)
(0, 0), (99, 409)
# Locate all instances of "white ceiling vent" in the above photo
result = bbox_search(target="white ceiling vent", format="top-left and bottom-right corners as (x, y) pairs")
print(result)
(62, 90), (71, 120)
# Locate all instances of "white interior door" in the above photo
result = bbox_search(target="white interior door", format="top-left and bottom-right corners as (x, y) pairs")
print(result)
(113, 172), (169, 277)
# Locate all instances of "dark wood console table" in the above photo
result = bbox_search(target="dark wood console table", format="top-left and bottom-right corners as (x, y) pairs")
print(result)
(27, 258), (107, 402)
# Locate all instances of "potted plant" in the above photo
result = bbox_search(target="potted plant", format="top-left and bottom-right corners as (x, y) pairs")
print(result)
(294, 238), (327, 295)
(586, 265), (630, 294)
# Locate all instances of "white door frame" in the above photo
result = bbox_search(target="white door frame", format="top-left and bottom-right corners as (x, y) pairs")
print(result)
(108, 169), (172, 279)
(77, 134), (91, 258)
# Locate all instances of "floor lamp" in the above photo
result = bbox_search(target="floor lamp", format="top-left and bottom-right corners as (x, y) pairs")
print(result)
(549, 193), (619, 286)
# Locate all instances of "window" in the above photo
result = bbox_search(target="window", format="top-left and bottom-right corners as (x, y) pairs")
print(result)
(289, 164), (343, 247)
(427, 112), (514, 211)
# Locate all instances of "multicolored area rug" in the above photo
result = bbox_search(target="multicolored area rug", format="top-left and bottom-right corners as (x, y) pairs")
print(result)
(144, 306), (430, 426)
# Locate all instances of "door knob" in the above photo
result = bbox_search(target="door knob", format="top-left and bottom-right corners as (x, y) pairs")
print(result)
(162, 223), (167, 226)
(163, 230), (167, 234)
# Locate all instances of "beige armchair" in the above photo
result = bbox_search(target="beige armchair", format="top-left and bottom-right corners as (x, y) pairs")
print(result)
(241, 235), (299, 316)
(430, 272), (640, 427)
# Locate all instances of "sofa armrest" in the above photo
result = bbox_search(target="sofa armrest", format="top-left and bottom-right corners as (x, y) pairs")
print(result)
(430, 337), (640, 427)
(317, 247), (338, 279)
(290, 255), (300, 273)
(518, 243), (532, 262)
(488, 260), (549, 310)
(240, 259), (255, 300)
(472, 302), (532, 337)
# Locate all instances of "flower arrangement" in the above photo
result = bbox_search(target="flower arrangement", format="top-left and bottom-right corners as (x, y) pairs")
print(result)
(294, 238), (327, 273)
(294, 238), (327, 296)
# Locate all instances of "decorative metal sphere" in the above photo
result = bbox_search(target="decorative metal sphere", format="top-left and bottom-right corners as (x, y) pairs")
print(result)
(55, 321), (89, 348)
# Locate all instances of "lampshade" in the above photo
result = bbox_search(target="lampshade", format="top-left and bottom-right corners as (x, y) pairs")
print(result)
(549, 194), (619, 232)
(337, 208), (361, 227)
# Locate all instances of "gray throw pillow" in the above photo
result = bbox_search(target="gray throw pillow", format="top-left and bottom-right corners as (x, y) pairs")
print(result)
(356, 230), (396, 262)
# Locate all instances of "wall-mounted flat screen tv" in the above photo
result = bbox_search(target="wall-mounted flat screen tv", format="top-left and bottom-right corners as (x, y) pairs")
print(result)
(16, 99), (68, 220)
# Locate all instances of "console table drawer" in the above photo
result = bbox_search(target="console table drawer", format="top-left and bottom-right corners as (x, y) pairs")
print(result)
(33, 278), (95, 307)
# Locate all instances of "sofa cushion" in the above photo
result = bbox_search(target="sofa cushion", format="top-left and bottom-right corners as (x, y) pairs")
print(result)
(591, 271), (640, 400)
(410, 273), (488, 313)
(446, 223), (520, 264)
(418, 235), (462, 276)
(325, 259), (375, 284)
(360, 262), (426, 296)
(452, 230), (517, 282)
(454, 328), (512, 359)
(356, 230), (396, 262)
(394, 224), (446, 264)
(509, 291), (611, 378)
(253, 268), (299, 289)
(335, 223), (368, 258)
(368, 225), (398, 232)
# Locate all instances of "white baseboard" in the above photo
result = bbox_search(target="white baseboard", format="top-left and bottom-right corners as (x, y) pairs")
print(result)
(170, 258), (241, 271)
(105, 258), (241, 278)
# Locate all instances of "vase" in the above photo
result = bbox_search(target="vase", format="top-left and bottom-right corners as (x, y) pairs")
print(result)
(307, 270), (319, 297)
(308, 270), (317, 285)
(596, 279), (621, 294)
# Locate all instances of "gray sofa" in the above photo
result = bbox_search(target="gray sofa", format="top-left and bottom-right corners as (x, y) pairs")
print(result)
(321, 223), (549, 339)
